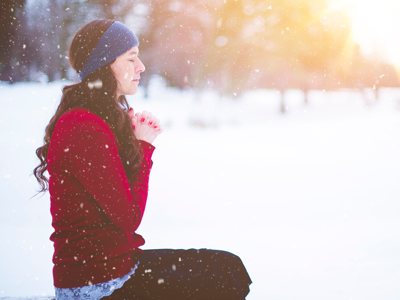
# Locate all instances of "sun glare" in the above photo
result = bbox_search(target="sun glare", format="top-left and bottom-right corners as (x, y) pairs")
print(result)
(328, 0), (400, 66)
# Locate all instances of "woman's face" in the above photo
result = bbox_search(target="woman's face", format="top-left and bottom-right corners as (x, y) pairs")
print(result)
(110, 46), (145, 97)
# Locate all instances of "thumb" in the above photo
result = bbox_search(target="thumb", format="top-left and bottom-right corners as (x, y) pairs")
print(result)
(132, 115), (137, 128)
(128, 107), (134, 118)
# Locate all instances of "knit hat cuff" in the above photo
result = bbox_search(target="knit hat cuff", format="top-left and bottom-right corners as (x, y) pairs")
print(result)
(79, 21), (139, 81)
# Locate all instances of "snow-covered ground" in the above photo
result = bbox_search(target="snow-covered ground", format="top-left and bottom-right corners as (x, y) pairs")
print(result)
(1, 78), (400, 299)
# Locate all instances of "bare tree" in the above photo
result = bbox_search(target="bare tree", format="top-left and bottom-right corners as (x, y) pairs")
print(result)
(0, 0), (26, 82)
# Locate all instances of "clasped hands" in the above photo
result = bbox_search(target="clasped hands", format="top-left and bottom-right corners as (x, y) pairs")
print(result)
(128, 107), (162, 145)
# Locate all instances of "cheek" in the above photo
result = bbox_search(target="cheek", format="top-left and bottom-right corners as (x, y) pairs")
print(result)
(122, 67), (134, 80)
(114, 63), (131, 80)
(113, 68), (124, 82)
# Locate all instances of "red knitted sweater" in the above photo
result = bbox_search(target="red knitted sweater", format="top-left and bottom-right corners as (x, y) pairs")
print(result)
(47, 107), (155, 288)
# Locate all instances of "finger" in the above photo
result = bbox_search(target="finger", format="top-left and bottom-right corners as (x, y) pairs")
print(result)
(140, 112), (150, 123)
(135, 112), (146, 124)
(139, 114), (147, 123)
(128, 108), (134, 119)
(143, 110), (155, 121)
(148, 117), (157, 126)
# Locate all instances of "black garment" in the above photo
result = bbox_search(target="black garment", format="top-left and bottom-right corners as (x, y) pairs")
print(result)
(102, 248), (252, 300)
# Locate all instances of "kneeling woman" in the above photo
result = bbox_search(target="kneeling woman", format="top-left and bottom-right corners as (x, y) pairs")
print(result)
(33, 19), (252, 300)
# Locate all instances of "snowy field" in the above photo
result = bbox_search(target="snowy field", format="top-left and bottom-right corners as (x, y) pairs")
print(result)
(1, 79), (400, 299)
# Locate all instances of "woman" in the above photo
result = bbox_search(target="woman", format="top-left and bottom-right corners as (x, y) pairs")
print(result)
(33, 19), (252, 299)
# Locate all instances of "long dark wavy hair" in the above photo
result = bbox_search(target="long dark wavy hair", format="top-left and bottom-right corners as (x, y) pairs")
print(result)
(32, 19), (143, 197)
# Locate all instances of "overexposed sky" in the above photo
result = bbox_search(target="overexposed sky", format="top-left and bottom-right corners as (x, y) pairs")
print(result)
(328, 0), (400, 66)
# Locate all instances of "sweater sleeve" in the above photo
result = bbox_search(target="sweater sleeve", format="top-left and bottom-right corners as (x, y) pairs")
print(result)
(132, 139), (155, 218)
(62, 114), (154, 234)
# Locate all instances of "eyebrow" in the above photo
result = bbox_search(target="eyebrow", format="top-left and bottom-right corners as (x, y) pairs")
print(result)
(128, 50), (138, 56)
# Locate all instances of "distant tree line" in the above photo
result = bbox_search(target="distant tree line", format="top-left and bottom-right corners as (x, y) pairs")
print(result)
(1, 0), (398, 98)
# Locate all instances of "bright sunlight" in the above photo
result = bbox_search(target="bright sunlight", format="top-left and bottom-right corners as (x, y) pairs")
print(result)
(328, 0), (400, 66)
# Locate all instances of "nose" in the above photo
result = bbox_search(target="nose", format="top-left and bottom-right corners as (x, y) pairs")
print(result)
(136, 58), (145, 73)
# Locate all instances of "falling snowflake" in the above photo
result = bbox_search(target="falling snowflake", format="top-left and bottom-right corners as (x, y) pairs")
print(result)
(88, 79), (103, 89)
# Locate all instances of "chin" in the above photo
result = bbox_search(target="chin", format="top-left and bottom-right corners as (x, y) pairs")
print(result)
(124, 89), (137, 96)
